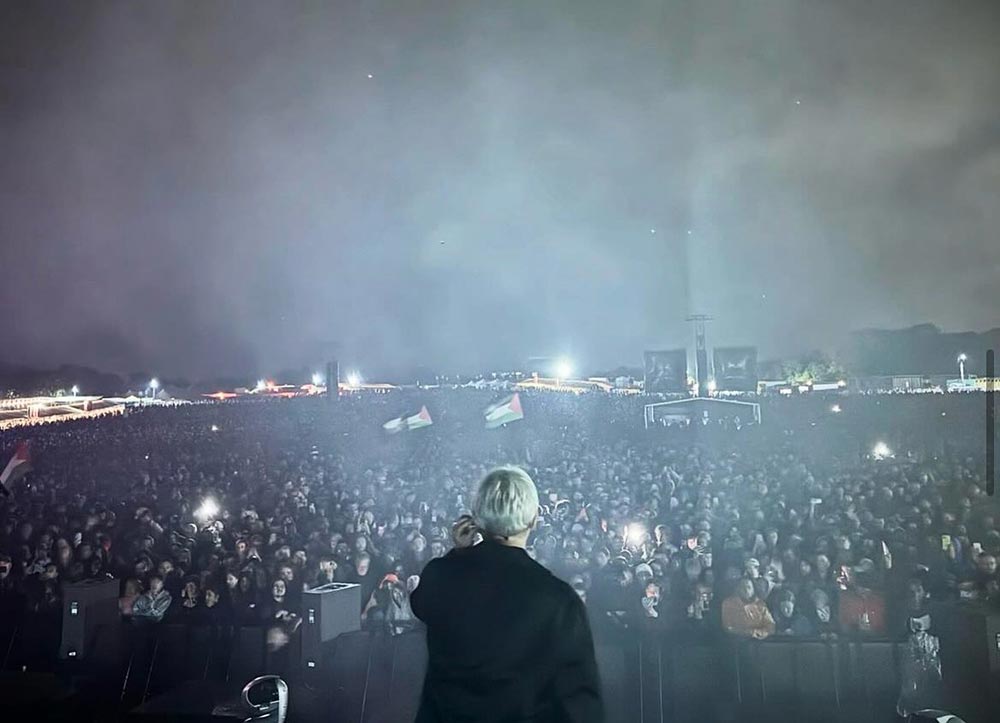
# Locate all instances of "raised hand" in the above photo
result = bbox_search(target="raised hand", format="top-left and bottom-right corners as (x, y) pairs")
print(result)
(451, 514), (478, 548)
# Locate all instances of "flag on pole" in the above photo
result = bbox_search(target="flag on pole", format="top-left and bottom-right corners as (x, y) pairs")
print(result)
(383, 406), (433, 433)
(406, 405), (433, 430)
(484, 392), (524, 429)
(0, 441), (31, 496)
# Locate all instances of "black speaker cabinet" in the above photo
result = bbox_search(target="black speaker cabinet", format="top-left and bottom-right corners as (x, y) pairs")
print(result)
(301, 582), (360, 669)
(933, 601), (1000, 717)
(60, 578), (120, 659)
(935, 602), (1000, 674)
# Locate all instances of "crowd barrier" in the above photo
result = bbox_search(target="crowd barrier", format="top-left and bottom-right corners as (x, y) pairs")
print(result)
(310, 632), (945, 723)
(0, 619), (985, 722)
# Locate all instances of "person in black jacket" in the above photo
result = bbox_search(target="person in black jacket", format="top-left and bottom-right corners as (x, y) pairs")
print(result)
(410, 465), (603, 723)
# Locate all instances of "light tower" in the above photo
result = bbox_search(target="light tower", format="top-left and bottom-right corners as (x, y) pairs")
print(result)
(326, 360), (339, 403)
(686, 314), (713, 397)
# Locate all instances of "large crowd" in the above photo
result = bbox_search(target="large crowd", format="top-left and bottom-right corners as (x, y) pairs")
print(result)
(0, 389), (994, 710)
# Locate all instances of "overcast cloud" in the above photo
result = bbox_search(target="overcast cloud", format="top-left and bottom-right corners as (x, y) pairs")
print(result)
(1, 0), (998, 380)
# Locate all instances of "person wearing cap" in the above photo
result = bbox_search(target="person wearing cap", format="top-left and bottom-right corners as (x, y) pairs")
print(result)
(411, 465), (603, 722)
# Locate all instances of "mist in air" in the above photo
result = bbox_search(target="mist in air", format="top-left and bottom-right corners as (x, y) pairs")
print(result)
(1, 1), (998, 380)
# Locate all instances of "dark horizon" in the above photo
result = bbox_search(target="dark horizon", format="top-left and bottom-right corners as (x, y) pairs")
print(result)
(1, 320), (997, 391)
(2, 1), (998, 381)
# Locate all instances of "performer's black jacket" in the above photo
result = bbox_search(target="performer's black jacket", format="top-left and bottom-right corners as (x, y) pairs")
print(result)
(410, 539), (604, 722)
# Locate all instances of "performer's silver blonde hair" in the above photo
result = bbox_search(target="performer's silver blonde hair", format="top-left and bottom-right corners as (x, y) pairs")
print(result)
(472, 466), (539, 538)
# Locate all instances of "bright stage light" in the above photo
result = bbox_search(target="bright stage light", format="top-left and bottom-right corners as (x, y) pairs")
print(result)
(194, 497), (220, 522)
(831, 404), (842, 413)
(211, 424), (219, 432)
(872, 442), (892, 460)
(958, 353), (968, 362)
(150, 378), (159, 390)
(555, 359), (574, 380)
(707, 379), (718, 393)
(311, 372), (323, 386)
(255, 379), (266, 391)
(346, 371), (361, 387)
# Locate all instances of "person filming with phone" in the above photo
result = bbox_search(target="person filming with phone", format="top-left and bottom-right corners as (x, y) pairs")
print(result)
(410, 465), (604, 722)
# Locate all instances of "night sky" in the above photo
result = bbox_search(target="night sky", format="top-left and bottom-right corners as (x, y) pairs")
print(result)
(2, 1), (998, 380)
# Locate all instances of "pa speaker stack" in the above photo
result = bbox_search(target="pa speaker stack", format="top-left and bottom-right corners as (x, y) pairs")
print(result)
(301, 582), (361, 670)
(59, 578), (120, 660)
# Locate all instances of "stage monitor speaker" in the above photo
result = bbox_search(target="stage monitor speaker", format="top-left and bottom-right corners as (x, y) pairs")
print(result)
(60, 578), (120, 659)
(934, 602), (1000, 674)
(932, 602), (1000, 717)
(301, 582), (360, 669)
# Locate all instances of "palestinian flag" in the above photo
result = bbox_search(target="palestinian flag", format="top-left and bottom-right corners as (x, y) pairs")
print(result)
(382, 415), (406, 434)
(484, 392), (524, 429)
(407, 405), (433, 430)
(383, 406), (433, 434)
(0, 441), (31, 496)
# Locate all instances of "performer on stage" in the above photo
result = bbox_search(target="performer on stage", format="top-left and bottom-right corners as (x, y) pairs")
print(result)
(411, 465), (604, 722)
